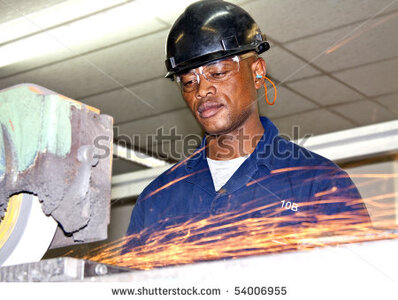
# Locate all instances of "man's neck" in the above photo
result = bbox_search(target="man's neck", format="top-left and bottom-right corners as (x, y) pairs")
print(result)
(206, 115), (264, 160)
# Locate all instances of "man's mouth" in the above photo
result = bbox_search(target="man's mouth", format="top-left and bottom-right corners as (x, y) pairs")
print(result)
(197, 101), (224, 119)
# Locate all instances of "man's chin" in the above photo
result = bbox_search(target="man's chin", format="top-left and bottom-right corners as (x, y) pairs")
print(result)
(196, 112), (233, 135)
(202, 123), (232, 136)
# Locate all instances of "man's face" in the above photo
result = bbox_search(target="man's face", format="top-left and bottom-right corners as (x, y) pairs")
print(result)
(178, 54), (265, 135)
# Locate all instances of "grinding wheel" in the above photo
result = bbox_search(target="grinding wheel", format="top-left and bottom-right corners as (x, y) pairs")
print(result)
(0, 193), (58, 267)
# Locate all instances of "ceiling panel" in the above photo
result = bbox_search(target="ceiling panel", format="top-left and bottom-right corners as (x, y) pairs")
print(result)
(286, 75), (363, 106)
(0, 55), (121, 98)
(0, 30), (170, 99)
(156, 0), (252, 25)
(242, 0), (398, 43)
(333, 57), (398, 97)
(284, 11), (398, 72)
(85, 29), (169, 87)
(117, 108), (202, 159)
(258, 86), (318, 119)
(0, 0), (66, 23)
(264, 46), (320, 82)
(82, 77), (185, 124)
(152, 0), (198, 25)
(330, 100), (397, 125)
(273, 109), (355, 138)
(375, 93), (398, 114)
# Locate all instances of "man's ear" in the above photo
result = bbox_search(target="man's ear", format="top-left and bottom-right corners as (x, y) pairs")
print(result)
(252, 57), (266, 90)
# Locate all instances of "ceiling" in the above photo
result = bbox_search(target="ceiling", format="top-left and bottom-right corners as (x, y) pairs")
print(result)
(0, 0), (397, 175)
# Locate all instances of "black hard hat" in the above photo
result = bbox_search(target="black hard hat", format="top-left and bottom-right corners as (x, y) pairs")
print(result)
(165, 0), (270, 79)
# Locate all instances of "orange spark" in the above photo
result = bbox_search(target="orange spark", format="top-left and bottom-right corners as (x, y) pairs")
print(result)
(270, 166), (336, 174)
(315, 186), (338, 197)
(64, 172), (398, 271)
(73, 200), (394, 270)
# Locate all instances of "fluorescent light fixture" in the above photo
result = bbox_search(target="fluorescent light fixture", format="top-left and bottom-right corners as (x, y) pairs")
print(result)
(0, 33), (62, 68)
(0, 0), (199, 68)
(113, 143), (169, 168)
(0, 0), (128, 45)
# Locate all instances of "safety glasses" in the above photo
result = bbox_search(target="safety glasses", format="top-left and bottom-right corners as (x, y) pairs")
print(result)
(175, 52), (257, 93)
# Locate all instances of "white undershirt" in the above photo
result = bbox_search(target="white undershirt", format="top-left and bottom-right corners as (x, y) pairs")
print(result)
(207, 155), (250, 191)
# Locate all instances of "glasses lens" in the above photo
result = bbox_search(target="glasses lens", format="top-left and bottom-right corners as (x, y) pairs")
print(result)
(178, 72), (199, 92)
(203, 59), (239, 82)
(176, 56), (241, 92)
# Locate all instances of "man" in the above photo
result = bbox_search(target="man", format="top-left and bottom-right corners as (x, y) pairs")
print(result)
(125, 0), (370, 249)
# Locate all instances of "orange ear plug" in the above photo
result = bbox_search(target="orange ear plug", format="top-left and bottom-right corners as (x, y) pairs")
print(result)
(256, 75), (277, 105)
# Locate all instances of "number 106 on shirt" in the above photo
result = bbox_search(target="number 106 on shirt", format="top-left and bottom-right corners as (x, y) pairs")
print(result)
(281, 200), (298, 211)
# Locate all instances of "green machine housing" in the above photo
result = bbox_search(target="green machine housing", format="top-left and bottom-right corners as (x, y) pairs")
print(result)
(0, 84), (113, 248)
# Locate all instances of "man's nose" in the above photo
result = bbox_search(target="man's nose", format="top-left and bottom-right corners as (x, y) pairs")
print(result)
(195, 74), (216, 99)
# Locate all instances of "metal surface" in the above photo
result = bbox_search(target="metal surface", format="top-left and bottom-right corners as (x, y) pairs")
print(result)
(0, 83), (113, 249)
(0, 257), (131, 282)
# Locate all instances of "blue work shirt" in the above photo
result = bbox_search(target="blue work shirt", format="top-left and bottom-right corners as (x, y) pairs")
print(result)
(126, 117), (369, 249)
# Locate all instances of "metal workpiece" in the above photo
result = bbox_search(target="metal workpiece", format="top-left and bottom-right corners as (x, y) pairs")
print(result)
(0, 257), (131, 282)
(0, 83), (113, 251)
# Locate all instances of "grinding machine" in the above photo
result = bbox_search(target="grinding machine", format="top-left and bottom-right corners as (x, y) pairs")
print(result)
(0, 83), (113, 267)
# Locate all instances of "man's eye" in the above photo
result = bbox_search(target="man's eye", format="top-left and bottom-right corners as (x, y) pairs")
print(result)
(181, 75), (197, 86)
(209, 71), (228, 79)
(183, 80), (195, 87)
